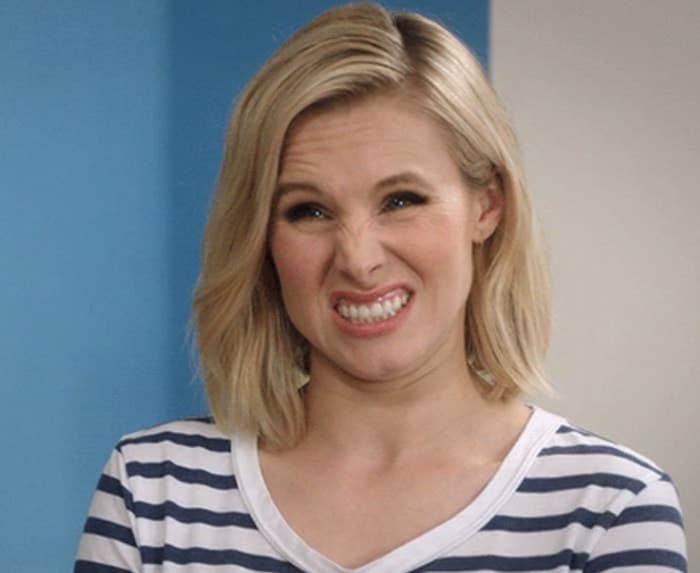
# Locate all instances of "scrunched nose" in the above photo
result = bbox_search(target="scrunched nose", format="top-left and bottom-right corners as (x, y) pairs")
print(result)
(333, 222), (386, 286)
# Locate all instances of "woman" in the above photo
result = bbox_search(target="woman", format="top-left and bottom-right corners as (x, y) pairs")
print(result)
(75, 4), (687, 572)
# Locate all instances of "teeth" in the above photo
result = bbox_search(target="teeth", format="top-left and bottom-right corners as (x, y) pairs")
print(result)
(336, 293), (411, 324)
(359, 306), (371, 322)
(382, 300), (394, 315)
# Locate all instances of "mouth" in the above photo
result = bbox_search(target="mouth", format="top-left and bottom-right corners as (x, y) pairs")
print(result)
(334, 289), (412, 325)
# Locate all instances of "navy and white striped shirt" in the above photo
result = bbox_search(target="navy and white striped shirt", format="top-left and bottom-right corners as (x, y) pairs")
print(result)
(74, 407), (687, 572)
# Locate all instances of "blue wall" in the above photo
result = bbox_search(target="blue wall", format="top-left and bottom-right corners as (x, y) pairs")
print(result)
(0, 1), (487, 570)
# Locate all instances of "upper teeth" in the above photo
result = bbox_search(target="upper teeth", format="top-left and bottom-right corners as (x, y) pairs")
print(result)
(337, 294), (410, 324)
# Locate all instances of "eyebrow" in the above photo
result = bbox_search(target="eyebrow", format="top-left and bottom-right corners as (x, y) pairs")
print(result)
(375, 172), (432, 190)
(275, 181), (322, 199)
(274, 171), (432, 199)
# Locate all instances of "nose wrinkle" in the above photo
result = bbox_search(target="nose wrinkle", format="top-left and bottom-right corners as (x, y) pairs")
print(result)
(335, 216), (383, 277)
(337, 216), (372, 248)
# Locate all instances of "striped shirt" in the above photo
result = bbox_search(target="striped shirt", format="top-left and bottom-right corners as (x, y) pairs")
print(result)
(74, 407), (687, 572)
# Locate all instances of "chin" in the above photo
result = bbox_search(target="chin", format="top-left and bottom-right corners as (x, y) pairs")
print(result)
(337, 350), (428, 386)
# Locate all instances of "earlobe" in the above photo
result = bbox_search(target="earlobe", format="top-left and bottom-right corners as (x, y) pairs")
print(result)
(474, 173), (505, 243)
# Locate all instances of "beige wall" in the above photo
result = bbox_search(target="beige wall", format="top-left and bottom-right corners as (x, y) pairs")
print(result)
(491, 0), (699, 555)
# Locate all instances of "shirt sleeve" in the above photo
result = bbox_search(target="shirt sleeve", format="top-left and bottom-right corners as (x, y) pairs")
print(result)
(584, 475), (687, 572)
(74, 446), (143, 573)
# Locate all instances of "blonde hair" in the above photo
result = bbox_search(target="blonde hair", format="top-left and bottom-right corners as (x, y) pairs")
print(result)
(192, 3), (551, 449)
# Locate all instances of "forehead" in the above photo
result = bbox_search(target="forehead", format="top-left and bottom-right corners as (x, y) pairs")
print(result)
(279, 95), (460, 184)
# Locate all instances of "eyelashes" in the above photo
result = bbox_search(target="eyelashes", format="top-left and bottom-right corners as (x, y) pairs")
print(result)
(282, 191), (428, 223)
(284, 203), (326, 222)
(382, 191), (427, 212)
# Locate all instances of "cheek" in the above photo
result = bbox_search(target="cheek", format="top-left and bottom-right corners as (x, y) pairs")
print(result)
(421, 237), (473, 287)
(270, 230), (328, 301)
(402, 211), (474, 278)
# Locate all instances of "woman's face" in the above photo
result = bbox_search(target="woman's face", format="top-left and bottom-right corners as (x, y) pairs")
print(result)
(269, 95), (501, 384)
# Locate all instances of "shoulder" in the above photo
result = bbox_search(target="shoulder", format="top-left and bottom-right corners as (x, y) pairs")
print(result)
(116, 416), (230, 456)
(110, 417), (237, 491)
(540, 413), (670, 486)
(528, 409), (683, 522)
(78, 418), (257, 568)
(530, 414), (688, 568)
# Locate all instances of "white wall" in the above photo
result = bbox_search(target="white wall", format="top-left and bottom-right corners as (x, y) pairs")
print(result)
(491, 0), (699, 556)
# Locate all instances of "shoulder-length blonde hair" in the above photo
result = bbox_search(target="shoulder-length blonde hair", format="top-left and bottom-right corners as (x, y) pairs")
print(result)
(192, 3), (551, 449)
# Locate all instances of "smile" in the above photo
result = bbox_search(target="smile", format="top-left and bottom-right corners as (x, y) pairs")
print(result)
(335, 292), (410, 324)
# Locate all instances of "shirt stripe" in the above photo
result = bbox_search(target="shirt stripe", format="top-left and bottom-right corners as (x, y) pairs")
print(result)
(140, 545), (304, 571)
(96, 474), (134, 509)
(74, 560), (133, 573)
(131, 498), (257, 528)
(84, 517), (136, 548)
(412, 549), (589, 572)
(614, 504), (684, 528)
(539, 444), (664, 477)
(118, 430), (230, 453)
(584, 549), (687, 572)
(125, 460), (237, 490)
(518, 473), (646, 494)
(483, 507), (617, 532)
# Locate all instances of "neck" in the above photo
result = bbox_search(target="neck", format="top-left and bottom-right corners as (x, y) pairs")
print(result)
(299, 352), (528, 467)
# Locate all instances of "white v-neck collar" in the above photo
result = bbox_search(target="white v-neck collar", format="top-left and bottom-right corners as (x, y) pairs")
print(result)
(232, 406), (562, 573)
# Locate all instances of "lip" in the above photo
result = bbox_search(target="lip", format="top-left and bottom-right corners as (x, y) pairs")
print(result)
(330, 283), (413, 306)
(330, 284), (414, 338)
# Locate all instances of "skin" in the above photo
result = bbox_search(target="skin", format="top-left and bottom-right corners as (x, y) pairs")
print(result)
(264, 94), (531, 567)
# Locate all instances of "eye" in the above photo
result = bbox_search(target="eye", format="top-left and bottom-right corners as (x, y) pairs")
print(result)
(284, 202), (327, 222)
(383, 191), (427, 212)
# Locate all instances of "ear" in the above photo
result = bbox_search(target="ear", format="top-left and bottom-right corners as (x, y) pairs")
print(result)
(473, 173), (505, 244)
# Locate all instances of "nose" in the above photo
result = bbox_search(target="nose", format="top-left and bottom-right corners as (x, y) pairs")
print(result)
(333, 219), (386, 286)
